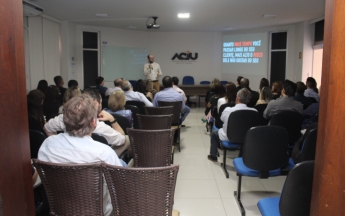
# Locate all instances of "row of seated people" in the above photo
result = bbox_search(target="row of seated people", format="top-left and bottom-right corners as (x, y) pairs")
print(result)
(207, 79), (319, 163)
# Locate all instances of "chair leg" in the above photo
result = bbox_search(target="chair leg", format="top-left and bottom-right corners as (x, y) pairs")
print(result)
(221, 148), (229, 178)
(178, 128), (181, 152)
(234, 174), (245, 216)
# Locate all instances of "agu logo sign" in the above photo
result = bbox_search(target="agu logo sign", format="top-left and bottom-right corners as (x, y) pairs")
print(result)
(171, 51), (198, 63)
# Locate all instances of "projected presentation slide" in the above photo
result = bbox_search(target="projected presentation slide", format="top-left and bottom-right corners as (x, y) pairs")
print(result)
(222, 32), (268, 76)
(102, 46), (148, 81)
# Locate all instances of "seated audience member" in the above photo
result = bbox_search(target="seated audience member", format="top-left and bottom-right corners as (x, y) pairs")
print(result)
(67, 79), (78, 88)
(294, 82), (312, 110)
(208, 88), (257, 162)
(271, 81), (283, 100)
(104, 90), (133, 126)
(43, 85), (62, 121)
(136, 79), (153, 101)
(121, 80), (153, 107)
(54, 76), (66, 103)
(240, 78), (259, 107)
(153, 76), (190, 123)
(205, 83), (225, 116)
(263, 80), (303, 119)
(304, 77), (319, 102)
(58, 86), (81, 114)
(37, 80), (48, 93)
(38, 94), (124, 216)
(236, 76), (243, 92)
(27, 89), (46, 134)
(105, 78), (123, 97)
(172, 77), (187, 103)
(44, 88), (128, 150)
(95, 76), (108, 96)
(205, 78), (221, 107)
(217, 82), (237, 113)
(259, 78), (270, 93)
(256, 86), (273, 105)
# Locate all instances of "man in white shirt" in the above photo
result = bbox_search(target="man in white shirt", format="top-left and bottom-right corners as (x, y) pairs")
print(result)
(143, 54), (162, 92)
(121, 80), (153, 107)
(44, 88), (130, 156)
(172, 76), (187, 103)
(38, 94), (124, 216)
(105, 78), (123, 96)
(208, 88), (257, 162)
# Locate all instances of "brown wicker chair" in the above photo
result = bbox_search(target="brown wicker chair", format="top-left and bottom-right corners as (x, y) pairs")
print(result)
(0, 194), (3, 216)
(127, 128), (175, 166)
(145, 106), (174, 115)
(103, 164), (180, 216)
(137, 114), (172, 130)
(32, 159), (104, 216)
(157, 101), (183, 152)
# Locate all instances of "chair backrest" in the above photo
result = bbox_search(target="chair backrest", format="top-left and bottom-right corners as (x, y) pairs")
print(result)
(128, 129), (175, 167)
(103, 164), (179, 216)
(29, 129), (47, 159)
(301, 128), (318, 161)
(215, 102), (235, 128)
(125, 104), (140, 129)
(145, 106), (174, 115)
(137, 114), (172, 130)
(220, 80), (228, 85)
(206, 91), (215, 103)
(157, 101), (182, 126)
(182, 76), (195, 85)
(129, 80), (137, 91)
(307, 97), (318, 103)
(91, 133), (109, 146)
(32, 159), (103, 215)
(269, 110), (304, 145)
(105, 114), (131, 135)
(102, 96), (109, 109)
(127, 128), (175, 167)
(0, 194), (3, 216)
(200, 81), (210, 85)
(227, 110), (261, 144)
(254, 104), (269, 125)
(126, 100), (146, 114)
(210, 96), (220, 117)
(243, 126), (289, 174)
(279, 161), (314, 216)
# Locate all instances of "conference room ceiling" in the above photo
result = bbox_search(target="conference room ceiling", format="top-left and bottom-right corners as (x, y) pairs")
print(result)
(29, 0), (325, 32)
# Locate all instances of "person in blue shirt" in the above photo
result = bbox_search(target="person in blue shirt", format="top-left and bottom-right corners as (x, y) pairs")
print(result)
(153, 76), (190, 123)
(95, 76), (108, 96)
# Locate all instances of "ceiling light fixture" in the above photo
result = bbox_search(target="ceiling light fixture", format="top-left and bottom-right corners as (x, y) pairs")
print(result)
(146, 16), (160, 29)
(178, 13), (190, 18)
(95, 14), (108, 17)
(262, 14), (276, 19)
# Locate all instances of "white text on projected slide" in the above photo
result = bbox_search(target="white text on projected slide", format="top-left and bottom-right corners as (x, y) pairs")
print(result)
(223, 40), (263, 63)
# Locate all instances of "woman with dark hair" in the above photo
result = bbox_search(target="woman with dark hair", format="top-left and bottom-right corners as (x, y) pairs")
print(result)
(27, 89), (45, 133)
(304, 77), (319, 101)
(259, 78), (269, 93)
(204, 78), (221, 107)
(202, 83), (225, 122)
(43, 85), (62, 121)
(271, 81), (283, 100)
(217, 82), (236, 112)
(136, 79), (153, 101)
(37, 80), (48, 93)
(256, 86), (273, 105)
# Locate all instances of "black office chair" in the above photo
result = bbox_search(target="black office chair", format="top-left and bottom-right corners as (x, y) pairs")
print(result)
(254, 104), (269, 125)
(214, 102), (235, 129)
(29, 129), (47, 159)
(233, 126), (289, 216)
(269, 110), (303, 147)
(125, 104), (140, 129)
(105, 114), (132, 135)
(102, 96), (109, 109)
(158, 101), (183, 152)
(258, 161), (314, 216)
(91, 133), (110, 146)
(126, 101), (146, 114)
(221, 110), (261, 178)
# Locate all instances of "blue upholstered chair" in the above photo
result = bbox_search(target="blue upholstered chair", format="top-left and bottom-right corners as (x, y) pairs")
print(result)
(200, 81), (210, 85)
(129, 80), (137, 91)
(257, 161), (314, 216)
(182, 76), (195, 85)
(233, 126), (289, 216)
(221, 110), (260, 178)
(220, 80), (228, 85)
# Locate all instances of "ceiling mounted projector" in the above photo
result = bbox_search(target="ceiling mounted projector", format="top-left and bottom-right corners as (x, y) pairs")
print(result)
(146, 16), (160, 29)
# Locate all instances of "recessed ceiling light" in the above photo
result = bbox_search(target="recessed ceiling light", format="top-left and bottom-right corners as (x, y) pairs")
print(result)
(95, 14), (108, 17)
(262, 14), (276, 19)
(178, 13), (190, 18)
(224, 27), (234, 30)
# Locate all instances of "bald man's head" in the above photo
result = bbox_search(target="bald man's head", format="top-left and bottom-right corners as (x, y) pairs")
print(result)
(240, 78), (250, 89)
(114, 78), (123, 87)
(121, 80), (132, 91)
